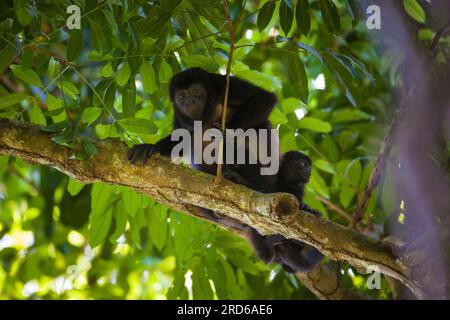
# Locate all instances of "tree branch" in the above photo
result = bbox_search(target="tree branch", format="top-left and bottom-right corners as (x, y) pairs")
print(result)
(0, 119), (426, 298)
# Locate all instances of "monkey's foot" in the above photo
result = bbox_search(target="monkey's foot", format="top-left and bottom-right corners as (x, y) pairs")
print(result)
(128, 143), (158, 165)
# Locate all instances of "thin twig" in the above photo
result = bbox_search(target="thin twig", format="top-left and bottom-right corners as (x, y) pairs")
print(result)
(316, 194), (352, 222)
(216, 0), (236, 180)
(431, 20), (450, 58)
(351, 87), (411, 228)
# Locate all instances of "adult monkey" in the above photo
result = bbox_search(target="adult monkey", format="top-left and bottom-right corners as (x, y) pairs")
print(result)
(129, 68), (323, 272)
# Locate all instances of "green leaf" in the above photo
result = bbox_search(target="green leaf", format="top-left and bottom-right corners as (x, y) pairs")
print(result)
(287, 54), (309, 103)
(380, 164), (399, 215)
(89, 183), (116, 247)
(0, 43), (16, 73)
(88, 19), (105, 54)
(100, 63), (114, 77)
(308, 170), (329, 198)
(52, 128), (76, 148)
(235, 69), (281, 92)
(338, 160), (361, 208)
(167, 270), (189, 300)
(140, 61), (156, 94)
(182, 55), (218, 72)
(0, 93), (30, 110)
(83, 139), (97, 157)
(299, 117), (332, 132)
(15, 0), (34, 26)
(110, 202), (128, 243)
(346, 159), (362, 188)
(257, 1), (276, 31)
(67, 29), (83, 61)
(281, 97), (305, 114)
(116, 62), (131, 86)
(10, 65), (43, 88)
(46, 93), (66, 122)
(323, 51), (359, 107)
(332, 108), (372, 123)
(279, 0), (294, 35)
(41, 121), (66, 133)
(403, 0), (426, 24)
(295, 42), (322, 62)
(296, 0), (311, 36)
(319, 0), (341, 34)
(192, 264), (214, 300)
(29, 103), (46, 126)
(173, 219), (194, 262)
(0, 155), (9, 175)
(95, 123), (119, 140)
(122, 82), (136, 118)
(47, 57), (60, 79)
(158, 60), (172, 83)
(314, 159), (335, 174)
(269, 107), (288, 125)
(122, 189), (143, 217)
(67, 179), (85, 196)
(102, 8), (120, 37)
(82, 107), (103, 125)
(20, 48), (32, 69)
(346, 0), (360, 27)
(148, 204), (168, 251)
(57, 81), (80, 99)
(117, 117), (157, 135)
(129, 209), (146, 248)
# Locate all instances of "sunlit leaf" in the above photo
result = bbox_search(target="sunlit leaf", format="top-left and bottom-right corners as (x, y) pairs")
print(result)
(0, 93), (30, 110)
(89, 183), (116, 247)
(299, 117), (332, 132)
(117, 117), (157, 135)
(140, 61), (156, 94)
(116, 62), (131, 86)
(10, 65), (43, 88)
(82, 107), (103, 125)
(403, 0), (426, 24)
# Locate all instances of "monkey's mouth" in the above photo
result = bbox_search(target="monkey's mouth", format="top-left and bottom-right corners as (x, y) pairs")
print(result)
(185, 105), (204, 117)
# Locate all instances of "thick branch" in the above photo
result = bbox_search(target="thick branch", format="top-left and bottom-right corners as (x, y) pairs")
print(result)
(0, 119), (425, 298)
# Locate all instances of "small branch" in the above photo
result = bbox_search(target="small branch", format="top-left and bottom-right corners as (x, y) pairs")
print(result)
(316, 194), (351, 222)
(216, 0), (236, 179)
(296, 262), (370, 300)
(0, 119), (428, 298)
(351, 87), (410, 228)
(431, 20), (450, 58)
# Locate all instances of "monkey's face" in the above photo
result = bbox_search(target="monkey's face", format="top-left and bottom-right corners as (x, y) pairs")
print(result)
(281, 152), (312, 185)
(174, 83), (207, 119)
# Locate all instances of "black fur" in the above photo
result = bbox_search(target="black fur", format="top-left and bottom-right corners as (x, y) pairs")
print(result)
(128, 68), (323, 273)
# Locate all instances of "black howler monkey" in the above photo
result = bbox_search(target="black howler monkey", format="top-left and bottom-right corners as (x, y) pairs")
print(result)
(128, 68), (322, 272)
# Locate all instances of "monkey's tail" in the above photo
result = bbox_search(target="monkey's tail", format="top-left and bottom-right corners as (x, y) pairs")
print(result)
(300, 203), (322, 216)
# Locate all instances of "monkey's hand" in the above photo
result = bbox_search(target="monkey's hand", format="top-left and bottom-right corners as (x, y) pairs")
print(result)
(128, 135), (175, 165)
(128, 143), (159, 165)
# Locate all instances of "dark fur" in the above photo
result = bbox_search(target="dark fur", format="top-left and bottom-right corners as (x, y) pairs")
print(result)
(128, 68), (323, 272)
